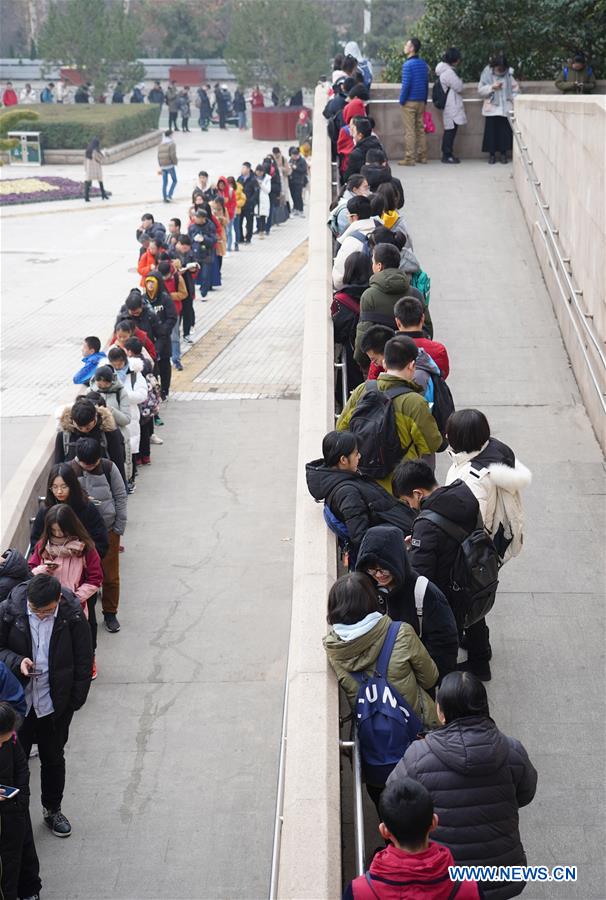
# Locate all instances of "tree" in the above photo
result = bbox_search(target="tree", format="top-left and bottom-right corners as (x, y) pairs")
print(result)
(226, 0), (331, 102)
(380, 0), (605, 81)
(141, 0), (232, 60)
(38, 0), (145, 94)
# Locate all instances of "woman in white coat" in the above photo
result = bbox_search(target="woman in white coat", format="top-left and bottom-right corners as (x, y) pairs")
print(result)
(106, 347), (147, 473)
(444, 408), (531, 681)
(478, 53), (520, 164)
(254, 164), (271, 237)
(435, 48), (467, 164)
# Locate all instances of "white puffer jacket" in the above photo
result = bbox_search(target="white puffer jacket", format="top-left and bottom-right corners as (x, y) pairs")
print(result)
(445, 437), (532, 563)
(120, 358), (148, 454)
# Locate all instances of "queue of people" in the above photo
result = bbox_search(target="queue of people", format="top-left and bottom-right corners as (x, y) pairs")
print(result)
(304, 100), (537, 899)
(0, 127), (311, 895)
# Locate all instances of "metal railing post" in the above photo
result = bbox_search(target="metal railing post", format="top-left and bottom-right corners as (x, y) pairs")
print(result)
(340, 729), (366, 877)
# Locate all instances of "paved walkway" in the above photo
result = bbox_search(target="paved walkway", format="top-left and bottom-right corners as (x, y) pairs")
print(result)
(354, 160), (605, 898)
(1, 127), (308, 898)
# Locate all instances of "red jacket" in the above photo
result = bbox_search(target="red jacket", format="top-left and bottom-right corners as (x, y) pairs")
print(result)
(346, 842), (480, 899)
(2, 88), (18, 106)
(406, 332), (450, 378)
(109, 327), (157, 361)
(217, 176), (237, 219)
(337, 126), (354, 173)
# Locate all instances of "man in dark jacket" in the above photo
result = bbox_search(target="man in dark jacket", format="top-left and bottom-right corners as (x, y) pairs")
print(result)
(399, 37), (429, 165)
(343, 117), (384, 182)
(136, 213), (166, 247)
(55, 398), (126, 485)
(0, 549), (31, 602)
(148, 81), (165, 106)
(288, 147), (308, 215)
(196, 85), (212, 130)
(142, 271), (177, 399)
(356, 525), (458, 679)
(392, 461), (479, 619)
(116, 289), (158, 348)
(237, 162), (259, 243)
(188, 208), (217, 298)
(0, 575), (93, 838)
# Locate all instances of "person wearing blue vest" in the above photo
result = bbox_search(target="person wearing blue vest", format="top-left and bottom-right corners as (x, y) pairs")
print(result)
(398, 37), (430, 166)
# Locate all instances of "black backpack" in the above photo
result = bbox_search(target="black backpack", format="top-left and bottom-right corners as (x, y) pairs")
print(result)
(432, 76), (450, 110)
(349, 381), (414, 479)
(415, 510), (500, 628)
(428, 371), (455, 438)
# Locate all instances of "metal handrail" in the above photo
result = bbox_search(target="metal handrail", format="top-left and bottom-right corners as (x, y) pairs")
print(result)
(340, 728), (366, 876)
(509, 111), (606, 412)
(268, 675), (289, 898)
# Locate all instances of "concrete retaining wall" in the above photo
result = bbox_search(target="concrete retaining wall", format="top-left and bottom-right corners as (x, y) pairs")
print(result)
(43, 129), (162, 165)
(275, 84), (341, 899)
(370, 81), (606, 160)
(512, 95), (606, 451)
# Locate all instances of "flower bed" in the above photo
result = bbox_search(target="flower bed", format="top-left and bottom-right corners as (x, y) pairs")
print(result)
(0, 176), (99, 206)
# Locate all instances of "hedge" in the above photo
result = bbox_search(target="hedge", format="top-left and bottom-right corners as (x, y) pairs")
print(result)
(6, 104), (161, 150)
(0, 109), (40, 137)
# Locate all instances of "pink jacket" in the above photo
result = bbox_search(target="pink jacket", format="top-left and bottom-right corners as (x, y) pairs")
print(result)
(29, 542), (103, 614)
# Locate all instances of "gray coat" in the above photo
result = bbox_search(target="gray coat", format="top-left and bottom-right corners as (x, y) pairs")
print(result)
(84, 149), (104, 181)
(71, 459), (128, 535)
(388, 716), (537, 899)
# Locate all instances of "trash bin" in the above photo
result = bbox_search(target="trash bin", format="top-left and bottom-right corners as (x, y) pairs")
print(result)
(8, 131), (43, 166)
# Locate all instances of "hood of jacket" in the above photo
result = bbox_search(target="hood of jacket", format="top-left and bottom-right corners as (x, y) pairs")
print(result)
(143, 270), (168, 303)
(344, 40), (363, 61)
(354, 134), (383, 156)
(305, 459), (366, 502)
(435, 61), (454, 79)
(3, 582), (82, 620)
(420, 480), (479, 531)
(323, 612), (390, 669)
(343, 97), (366, 123)
(368, 841), (458, 896)
(128, 357), (144, 374)
(59, 404), (116, 434)
(95, 372), (122, 394)
(335, 283), (367, 301)
(356, 524), (411, 587)
(425, 716), (510, 776)
(449, 437), (532, 493)
(0, 549), (31, 583)
(368, 268), (410, 295)
(338, 216), (380, 244)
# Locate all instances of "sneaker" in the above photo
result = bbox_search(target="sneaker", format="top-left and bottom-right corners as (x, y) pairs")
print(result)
(488, 154), (496, 164)
(500, 154), (509, 164)
(154, 415), (164, 426)
(43, 808), (72, 837)
(29, 743), (39, 759)
(150, 433), (163, 445)
(457, 659), (492, 682)
(140, 455), (151, 465)
(184, 335), (194, 343)
(21, 894), (41, 899)
(91, 658), (97, 680)
(174, 361), (183, 371)
(126, 481), (136, 494)
(441, 156), (460, 164)
(103, 613), (120, 633)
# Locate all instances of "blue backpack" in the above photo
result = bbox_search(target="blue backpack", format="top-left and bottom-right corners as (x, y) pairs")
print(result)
(351, 621), (424, 785)
(410, 269), (431, 305)
(323, 504), (357, 569)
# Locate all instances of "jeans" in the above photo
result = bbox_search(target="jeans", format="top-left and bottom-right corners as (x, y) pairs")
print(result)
(442, 123), (458, 158)
(162, 166), (177, 201)
(19, 707), (74, 812)
(181, 116), (189, 131)
(226, 218), (234, 251)
(168, 111), (178, 130)
(171, 317), (181, 363)
(402, 100), (427, 163)
(199, 114), (210, 130)
(196, 259), (213, 296)
(233, 213), (241, 244)
(182, 295), (195, 335)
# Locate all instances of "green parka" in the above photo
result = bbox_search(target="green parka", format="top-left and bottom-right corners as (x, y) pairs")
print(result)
(337, 372), (443, 493)
(323, 614), (440, 729)
(354, 268), (410, 369)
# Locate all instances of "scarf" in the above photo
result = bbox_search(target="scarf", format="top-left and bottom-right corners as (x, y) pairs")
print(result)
(44, 538), (85, 559)
(333, 611), (383, 642)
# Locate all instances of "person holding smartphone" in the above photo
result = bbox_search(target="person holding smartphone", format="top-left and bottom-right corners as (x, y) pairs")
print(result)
(0, 575), (93, 839)
(0, 701), (43, 899)
(478, 53), (520, 164)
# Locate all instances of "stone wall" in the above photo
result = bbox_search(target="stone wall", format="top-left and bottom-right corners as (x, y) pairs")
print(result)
(43, 129), (162, 165)
(512, 95), (606, 450)
(369, 81), (606, 161)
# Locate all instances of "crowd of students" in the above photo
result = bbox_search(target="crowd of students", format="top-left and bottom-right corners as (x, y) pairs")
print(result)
(305, 79), (537, 899)
(0, 146), (309, 897)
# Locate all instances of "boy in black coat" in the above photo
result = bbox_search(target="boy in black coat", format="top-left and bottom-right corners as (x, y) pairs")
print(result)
(356, 524), (458, 679)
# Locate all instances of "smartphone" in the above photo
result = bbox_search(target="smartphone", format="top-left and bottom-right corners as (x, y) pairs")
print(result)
(29, 667), (44, 677)
(45, 562), (59, 570)
(0, 785), (20, 799)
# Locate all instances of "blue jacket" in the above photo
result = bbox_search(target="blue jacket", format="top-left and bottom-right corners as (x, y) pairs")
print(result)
(399, 56), (429, 104)
(73, 350), (107, 385)
(0, 660), (26, 718)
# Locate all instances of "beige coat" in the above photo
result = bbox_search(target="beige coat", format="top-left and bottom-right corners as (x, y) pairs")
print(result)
(435, 62), (467, 130)
(84, 150), (104, 181)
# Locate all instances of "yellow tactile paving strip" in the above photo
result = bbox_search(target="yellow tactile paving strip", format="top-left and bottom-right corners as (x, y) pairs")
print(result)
(171, 240), (308, 393)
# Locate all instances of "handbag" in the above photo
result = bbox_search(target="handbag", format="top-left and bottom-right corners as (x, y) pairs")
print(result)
(423, 110), (435, 133)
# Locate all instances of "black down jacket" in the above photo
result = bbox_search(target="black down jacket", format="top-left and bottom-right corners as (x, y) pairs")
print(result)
(388, 716), (538, 899)
(410, 480), (479, 625)
(0, 584), (92, 717)
(356, 525), (458, 679)
(0, 549), (31, 602)
(305, 460), (416, 552)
